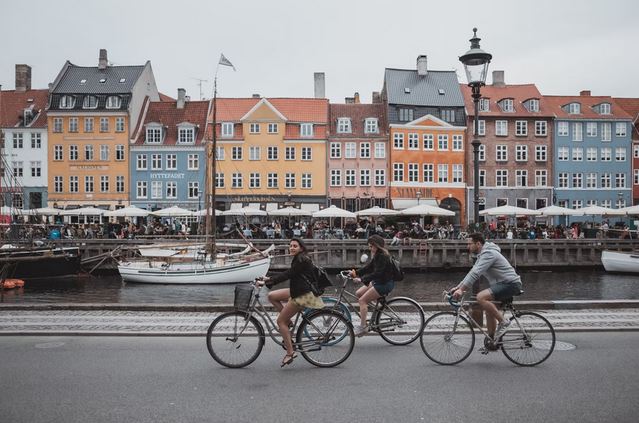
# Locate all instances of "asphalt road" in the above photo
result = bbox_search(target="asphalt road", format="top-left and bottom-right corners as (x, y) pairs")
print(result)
(1, 333), (638, 423)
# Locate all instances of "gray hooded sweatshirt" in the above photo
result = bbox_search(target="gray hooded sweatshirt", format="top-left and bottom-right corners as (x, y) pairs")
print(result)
(459, 242), (522, 289)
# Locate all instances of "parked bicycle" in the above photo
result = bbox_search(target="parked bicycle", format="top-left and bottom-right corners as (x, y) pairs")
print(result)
(317, 271), (425, 345)
(206, 280), (355, 368)
(420, 291), (555, 366)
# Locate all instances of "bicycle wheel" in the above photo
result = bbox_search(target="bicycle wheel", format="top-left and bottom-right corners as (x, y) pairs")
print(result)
(303, 296), (351, 345)
(206, 311), (264, 368)
(374, 297), (425, 345)
(296, 309), (354, 368)
(420, 311), (475, 365)
(500, 311), (555, 366)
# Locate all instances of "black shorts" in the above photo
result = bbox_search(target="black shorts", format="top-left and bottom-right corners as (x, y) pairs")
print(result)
(489, 282), (522, 301)
(372, 280), (395, 296)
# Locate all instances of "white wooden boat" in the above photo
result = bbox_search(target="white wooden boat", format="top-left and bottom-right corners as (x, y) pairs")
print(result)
(601, 250), (639, 273)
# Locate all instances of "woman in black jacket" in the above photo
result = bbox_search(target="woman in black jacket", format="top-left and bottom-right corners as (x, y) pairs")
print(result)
(260, 238), (323, 367)
(348, 234), (394, 337)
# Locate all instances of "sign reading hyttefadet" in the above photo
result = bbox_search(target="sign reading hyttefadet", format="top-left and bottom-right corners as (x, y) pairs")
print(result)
(150, 173), (185, 179)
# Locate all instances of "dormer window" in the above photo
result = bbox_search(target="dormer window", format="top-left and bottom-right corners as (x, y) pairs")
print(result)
(499, 99), (514, 112)
(365, 118), (379, 134)
(527, 99), (540, 112)
(300, 123), (314, 137)
(106, 96), (122, 109)
(221, 122), (234, 138)
(146, 125), (163, 144)
(479, 98), (490, 112)
(59, 95), (76, 109)
(337, 118), (352, 133)
(569, 103), (581, 114)
(177, 124), (196, 144)
(82, 95), (98, 109)
(599, 103), (611, 114)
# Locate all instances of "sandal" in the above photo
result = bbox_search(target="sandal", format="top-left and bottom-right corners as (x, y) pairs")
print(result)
(280, 352), (297, 367)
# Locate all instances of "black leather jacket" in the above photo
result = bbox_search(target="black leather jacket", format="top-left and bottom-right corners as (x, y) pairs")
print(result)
(266, 253), (315, 298)
(356, 252), (392, 285)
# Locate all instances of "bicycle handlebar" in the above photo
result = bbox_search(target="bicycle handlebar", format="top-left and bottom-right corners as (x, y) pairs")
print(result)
(443, 291), (462, 308)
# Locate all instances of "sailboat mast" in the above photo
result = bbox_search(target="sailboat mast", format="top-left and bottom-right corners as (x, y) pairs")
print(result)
(206, 76), (218, 256)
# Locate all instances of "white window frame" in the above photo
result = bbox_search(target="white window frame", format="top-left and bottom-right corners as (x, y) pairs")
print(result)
(374, 142), (385, 158)
(374, 169), (385, 186)
(496, 120), (508, 136)
(249, 146), (261, 161)
(330, 169), (342, 187)
(364, 118), (378, 134)
(423, 134), (434, 150)
(586, 122), (597, 137)
(423, 164), (434, 183)
(330, 143), (341, 159)
(301, 123), (314, 137)
(515, 145), (528, 162)
(359, 142), (370, 159)
(337, 118), (351, 134)
(221, 122), (234, 137)
(188, 154), (199, 170)
(345, 169), (356, 186)
(452, 135), (463, 151)
(302, 146), (312, 161)
(615, 122), (627, 137)
(557, 121), (569, 136)
(393, 133), (404, 149)
(408, 133), (419, 150)
(437, 164), (448, 183)
(496, 145), (508, 161)
(535, 145), (547, 162)
(515, 121), (528, 136)
(344, 142), (356, 159)
(136, 181), (147, 199)
(136, 154), (147, 170)
(268, 123), (278, 134)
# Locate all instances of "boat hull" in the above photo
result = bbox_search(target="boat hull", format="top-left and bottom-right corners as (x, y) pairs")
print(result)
(0, 247), (81, 280)
(601, 250), (639, 273)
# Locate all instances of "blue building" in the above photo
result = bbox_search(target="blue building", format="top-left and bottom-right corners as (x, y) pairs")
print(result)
(129, 89), (210, 213)
(547, 91), (633, 221)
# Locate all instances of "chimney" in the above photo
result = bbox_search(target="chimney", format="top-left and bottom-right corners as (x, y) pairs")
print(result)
(416, 55), (428, 76)
(345, 96), (355, 104)
(354, 92), (360, 104)
(177, 88), (186, 109)
(580, 90), (591, 96)
(252, 94), (260, 99)
(492, 70), (505, 87)
(98, 49), (108, 70)
(314, 72), (325, 98)
(372, 91), (381, 104)
(15, 64), (32, 91)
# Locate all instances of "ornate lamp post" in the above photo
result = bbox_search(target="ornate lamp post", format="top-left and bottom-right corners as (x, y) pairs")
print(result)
(416, 190), (422, 205)
(460, 28), (492, 227)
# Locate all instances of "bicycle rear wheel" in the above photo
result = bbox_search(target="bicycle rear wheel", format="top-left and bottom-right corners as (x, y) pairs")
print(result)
(206, 311), (264, 368)
(500, 311), (555, 366)
(420, 311), (475, 365)
(296, 309), (354, 368)
(374, 297), (424, 345)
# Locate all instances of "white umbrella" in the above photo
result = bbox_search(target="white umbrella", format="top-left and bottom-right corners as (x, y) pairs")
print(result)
(60, 206), (106, 216)
(26, 207), (62, 216)
(538, 205), (582, 216)
(312, 205), (356, 219)
(192, 208), (224, 217)
(400, 204), (455, 216)
(619, 205), (639, 216)
(267, 207), (312, 217)
(0, 206), (23, 215)
(573, 205), (626, 217)
(152, 206), (194, 217)
(479, 205), (541, 217)
(104, 205), (150, 217)
(356, 206), (399, 217)
(221, 206), (267, 217)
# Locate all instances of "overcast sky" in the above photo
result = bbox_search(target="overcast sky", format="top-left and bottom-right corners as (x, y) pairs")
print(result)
(2, 0), (638, 103)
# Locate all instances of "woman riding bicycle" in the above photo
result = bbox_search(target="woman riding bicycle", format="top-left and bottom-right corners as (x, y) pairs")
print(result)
(348, 234), (394, 337)
(259, 238), (324, 367)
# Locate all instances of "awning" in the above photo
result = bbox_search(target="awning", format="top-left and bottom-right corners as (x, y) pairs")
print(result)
(392, 199), (438, 210)
(248, 202), (261, 210)
(266, 202), (278, 211)
(300, 203), (320, 212)
(229, 203), (243, 210)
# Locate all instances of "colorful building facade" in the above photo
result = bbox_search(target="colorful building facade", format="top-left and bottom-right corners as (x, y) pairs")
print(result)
(613, 97), (639, 205)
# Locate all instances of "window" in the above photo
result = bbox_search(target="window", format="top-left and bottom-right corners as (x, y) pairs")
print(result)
(59, 95), (75, 109)
(365, 118), (378, 134)
(515, 121), (528, 136)
(249, 173), (261, 189)
(534, 121), (547, 136)
(587, 147), (597, 162)
(586, 173), (597, 189)
(330, 143), (341, 159)
(285, 146), (296, 160)
(393, 163), (404, 182)
(516, 170), (528, 187)
(635, 169), (639, 185)
(137, 154), (147, 170)
(557, 147), (569, 161)
(100, 176), (109, 192)
(601, 147), (612, 162)
(166, 154), (177, 170)
(496, 169), (508, 187)
(146, 127), (162, 143)
(616, 198), (626, 209)
(216, 173), (225, 188)
(116, 119), (126, 135)
(516, 145), (528, 161)
(535, 170), (547, 187)
(166, 182), (177, 198)
(212, 146), (222, 161)
(29, 133), (41, 149)
(54, 145), (63, 161)
(408, 163), (419, 182)
(479, 170), (486, 187)
(100, 117), (109, 132)
(221, 122), (234, 137)
(441, 109), (455, 122)
(423, 134), (434, 150)
(249, 146), (261, 161)
(528, 99), (540, 112)
(345, 169), (355, 186)
(53, 118), (63, 133)
(69, 175), (79, 193)
(302, 173), (312, 189)
(478, 144), (485, 161)
(423, 163), (434, 183)
(478, 120), (485, 136)
(616, 122), (627, 137)
(558, 172), (569, 188)
(569, 103), (581, 114)
(301, 123), (314, 137)
(268, 123), (279, 134)
(497, 198), (508, 207)
(188, 182), (199, 199)
(557, 122), (569, 136)
(285, 173), (295, 188)
(398, 108), (413, 122)
(374, 142), (385, 158)
(54, 176), (63, 193)
(600, 103), (611, 114)
(267, 146), (278, 160)
(232, 146), (243, 160)
(337, 118), (351, 133)
(30, 161), (41, 177)
(601, 123), (611, 141)
(106, 96), (122, 109)
(572, 147), (583, 161)
(500, 99), (514, 112)
(116, 145), (124, 161)
(69, 145), (78, 161)
(69, 117), (78, 133)
(408, 133), (419, 150)
(85, 145), (94, 161)
(516, 198), (528, 209)
(572, 173), (583, 188)
(615, 173), (626, 188)
(188, 154), (199, 170)
(249, 123), (260, 134)
(302, 147), (312, 161)
(453, 164), (463, 183)
(452, 135), (463, 151)
(437, 164), (448, 183)
(82, 95), (98, 109)
(268, 173), (278, 189)
(178, 127), (194, 143)
(232, 173), (243, 188)
(615, 147), (627, 161)
(572, 122), (583, 141)
(496, 145), (508, 161)
(393, 133), (404, 149)
(369, 168), (384, 187)
(586, 122), (597, 137)
(85, 175), (94, 193)
(438, 135), (448, 151)
(601, 173), (611, 188)
(12, 133), (23, 149)
(479, 98), (490, 112)
(330, 169), (342, 186)
(572, 200), (583, 209)
(100, 145), (109, 161)
(150, 181), (162, 199)
(496, 120), (508, 136)
(635, 145), (639, 158)
(345, 142), (356, 159)
(151, 154), (162, 170)
(535, 145), (547, 161)
(84, 118), (94, 133)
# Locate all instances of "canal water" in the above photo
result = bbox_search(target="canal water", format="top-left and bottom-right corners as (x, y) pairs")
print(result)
(1, 270), (637, 304)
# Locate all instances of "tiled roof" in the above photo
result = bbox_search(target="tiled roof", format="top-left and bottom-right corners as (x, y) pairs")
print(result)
(52, 62), (146, 94)
(214, 98), (329, 123)
(132, 100), (210, 146)
(159, 92), (175, 102)
(460, 83), (553, 117)
(544, 95), (633, 120)
(328, 103), (388, 137)
(613, 97), (639, 122)
(0, 89), (49, 128)
(384, 69), (464, 107)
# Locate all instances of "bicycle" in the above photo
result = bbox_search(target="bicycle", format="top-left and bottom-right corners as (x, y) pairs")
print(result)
(420, 291), (555, 366)
(206, 280), (355, 368)
(318, 271), (425, 345)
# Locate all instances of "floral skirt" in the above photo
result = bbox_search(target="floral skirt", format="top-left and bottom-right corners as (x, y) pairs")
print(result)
(290, 292), (324, 309)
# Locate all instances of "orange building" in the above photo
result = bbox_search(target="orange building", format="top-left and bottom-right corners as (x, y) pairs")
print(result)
(389, 115), (467, 224)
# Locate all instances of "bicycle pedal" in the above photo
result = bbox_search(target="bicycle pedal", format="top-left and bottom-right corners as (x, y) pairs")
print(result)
(479, 347), (490, 355)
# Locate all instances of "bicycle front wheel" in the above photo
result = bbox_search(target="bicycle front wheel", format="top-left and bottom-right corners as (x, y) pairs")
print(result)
(420, 311), (475, 365)
(500, 311), (555, 366)
(206, 311), (265, 368)
(374, 297), (425, 345)
(296, 309), (354, 368)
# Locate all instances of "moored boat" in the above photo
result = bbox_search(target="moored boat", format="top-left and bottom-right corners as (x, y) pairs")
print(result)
(601, 250), (639, 273)
(0, 245), (82, 280)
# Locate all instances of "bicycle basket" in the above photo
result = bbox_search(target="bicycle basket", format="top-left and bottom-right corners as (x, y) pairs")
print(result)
(234, 284), (254, 311)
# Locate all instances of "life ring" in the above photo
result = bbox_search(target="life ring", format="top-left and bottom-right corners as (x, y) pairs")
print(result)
(1, 279), (25, 289)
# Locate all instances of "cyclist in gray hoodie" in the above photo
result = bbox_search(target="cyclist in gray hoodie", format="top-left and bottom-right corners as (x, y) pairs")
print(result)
(452, 233), (522, 340)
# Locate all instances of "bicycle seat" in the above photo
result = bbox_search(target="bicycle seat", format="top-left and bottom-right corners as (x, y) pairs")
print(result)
(500, 290), (524, 306)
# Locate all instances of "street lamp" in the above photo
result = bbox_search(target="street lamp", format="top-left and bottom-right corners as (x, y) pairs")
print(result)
(460, 27), (492, 228)
(416, 190), (422, 205)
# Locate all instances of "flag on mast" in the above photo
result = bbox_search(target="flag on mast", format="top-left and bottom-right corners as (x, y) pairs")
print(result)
(219, 54), (236, 71)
